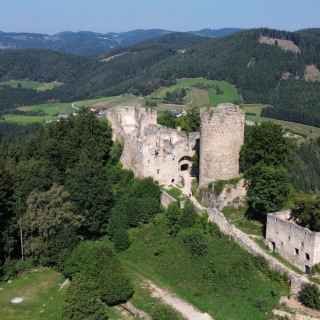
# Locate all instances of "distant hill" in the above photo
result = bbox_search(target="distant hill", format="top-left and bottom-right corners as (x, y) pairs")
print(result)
(1, 28), (320, 128)
(0, 28), (242, 56)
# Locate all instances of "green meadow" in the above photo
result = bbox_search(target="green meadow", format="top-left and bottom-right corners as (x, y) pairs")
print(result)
(153, 78), (242, 106)
(244, 104), (320, 139)
(102, 216), (289, 320)
(0, 269), (65, 320)
(1, 81), (62, 91)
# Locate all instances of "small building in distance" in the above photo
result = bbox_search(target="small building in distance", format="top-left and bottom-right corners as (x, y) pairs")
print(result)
(266, 210), (320, 274)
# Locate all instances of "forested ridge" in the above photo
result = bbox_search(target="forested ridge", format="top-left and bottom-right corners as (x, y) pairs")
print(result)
(1, 28), (320, 126)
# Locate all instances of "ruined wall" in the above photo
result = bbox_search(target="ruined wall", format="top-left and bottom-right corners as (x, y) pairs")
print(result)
(199, 103), (245, 188)
(266, 211), (320, 273)
(106, 106), (157, 141)
(201, 179), (247, 210)
(160, 191), (176, 208)
(140, 125), (199, 186)
(121, 123), (199, 187)
(189, 202), (315, 294)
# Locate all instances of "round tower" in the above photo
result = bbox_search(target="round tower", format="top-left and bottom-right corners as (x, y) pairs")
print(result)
(199, 103), (245, 188)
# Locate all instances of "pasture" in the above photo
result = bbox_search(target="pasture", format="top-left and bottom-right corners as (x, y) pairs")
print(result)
(153, 78), (242, 107)
(244, 104), (320, 139)
(4, 103), (74, 124)
(0, 81), (62, 91)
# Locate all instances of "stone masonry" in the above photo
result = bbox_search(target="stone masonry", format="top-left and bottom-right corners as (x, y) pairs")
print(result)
(266, 210), (320, 274)
(199, 103), (245, 187)
(106, 103), (244, 188)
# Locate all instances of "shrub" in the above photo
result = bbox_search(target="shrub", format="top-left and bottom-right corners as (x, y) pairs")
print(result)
(183, 232), (207, 257)
(114, 228), (130, 252)
(312, 263), (320, 275)
(152, 305), (179, 320)
(2, 258), (35, 281)
(180, 199), (197, 228)
(299, 283), (320, 310)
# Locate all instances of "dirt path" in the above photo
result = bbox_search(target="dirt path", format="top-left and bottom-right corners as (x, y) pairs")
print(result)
(146, 280), (214, 320)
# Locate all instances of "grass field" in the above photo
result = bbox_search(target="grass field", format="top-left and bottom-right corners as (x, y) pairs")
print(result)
(153, 78), (241, 107)
(244, 104), (320, 139)
(4, 103), (74, 124)
(0, 268), (65, 320)
(222, 206), (264, 237)
(103, 217), (289, 320)
(1, 81), (62, 91)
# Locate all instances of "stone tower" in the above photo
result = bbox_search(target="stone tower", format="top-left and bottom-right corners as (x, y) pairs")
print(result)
(199, 103), (245, 188)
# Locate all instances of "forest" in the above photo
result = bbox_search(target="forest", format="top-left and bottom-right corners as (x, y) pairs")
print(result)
(1, 28), (320, 127)
(0, 113), (296, 319)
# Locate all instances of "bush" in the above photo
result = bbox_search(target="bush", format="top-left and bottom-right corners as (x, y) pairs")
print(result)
(183, 232), (207, 257)
(299, 283), (320, 310)
(152, 305), (179, 320)
(62, 273), (108, 320)
(180, 199), (197, 228)
(114, 228), (130, 252)
(2, 258), (35, 281)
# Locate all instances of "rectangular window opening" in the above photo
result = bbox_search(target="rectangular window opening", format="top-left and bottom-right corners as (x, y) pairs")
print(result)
(306, 253), (310, 260)
(295, 248), (299, 255)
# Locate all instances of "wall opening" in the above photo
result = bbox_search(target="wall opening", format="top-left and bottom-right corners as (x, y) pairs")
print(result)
(271, 241), (276, 252)
(306, 253), (310, 260)
(181, 164), (189, 171)
(295, 248), (299, 255)
(172, 179), (175, 183)
(305, 265), (311, 275)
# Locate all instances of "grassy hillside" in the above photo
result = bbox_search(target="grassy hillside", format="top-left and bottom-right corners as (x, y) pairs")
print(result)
(0, 81), (62, 91)
(244, 104), (320, 139)
(105, 216), (289, 320)
(153, 79), (241, 106)
(1, 28), (320, 128)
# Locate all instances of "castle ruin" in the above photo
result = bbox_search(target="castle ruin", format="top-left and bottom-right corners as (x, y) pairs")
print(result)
(106, 103), (245, 189)
(266, 210), (320, 274)
(199, 103), (245, 187)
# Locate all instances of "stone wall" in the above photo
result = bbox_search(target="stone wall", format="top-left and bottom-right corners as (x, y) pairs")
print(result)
(191, 201), (316, 294)
(201, 179), (247, 210)
(266, 210), (320, 273)
(199, 103), (245, 188)
(106, 106), (157, 141)
(161, 191), (176, 208)
(120, 121), (200, 187)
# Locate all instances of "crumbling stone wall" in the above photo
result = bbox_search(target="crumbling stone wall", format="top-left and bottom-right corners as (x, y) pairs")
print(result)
(199, 103), (245, 188)
(121, 123), (200, 186)
(190, 201), (316, 294)
(266, 210), (320, 273)
(106, 105), (157, 141)
(201, 179), (247, 210)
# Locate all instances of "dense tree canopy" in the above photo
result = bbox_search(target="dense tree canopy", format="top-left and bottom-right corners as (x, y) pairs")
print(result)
(241, 122), (296, 218)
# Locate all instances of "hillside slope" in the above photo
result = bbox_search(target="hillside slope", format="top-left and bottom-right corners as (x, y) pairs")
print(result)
(0, 28), (242, 56)
(1, 28), (320, 127)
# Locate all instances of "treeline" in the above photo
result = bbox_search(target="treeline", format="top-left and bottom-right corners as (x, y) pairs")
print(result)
(261, 80), (320, 127)
(1, 29), (320, 126)
(0, 108), (162, 279)
(0, 122), (41, 144)
(290, 138), (320, 193)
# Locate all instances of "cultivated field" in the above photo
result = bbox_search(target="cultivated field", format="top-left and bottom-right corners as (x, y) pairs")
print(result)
(153, 78), (241, 106)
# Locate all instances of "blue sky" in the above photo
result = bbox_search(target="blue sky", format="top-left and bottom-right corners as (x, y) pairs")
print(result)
(0, 0), (319, 34)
